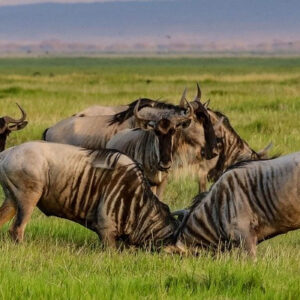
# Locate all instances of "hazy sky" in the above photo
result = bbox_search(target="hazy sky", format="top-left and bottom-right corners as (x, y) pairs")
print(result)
(0, 0), (152, 6)
(0, 0), (299, 44)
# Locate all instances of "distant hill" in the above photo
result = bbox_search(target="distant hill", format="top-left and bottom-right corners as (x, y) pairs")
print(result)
(0, 0), (299, 54)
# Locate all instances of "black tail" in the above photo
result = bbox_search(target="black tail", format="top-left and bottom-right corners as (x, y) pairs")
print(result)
(42, 128), (49, 140)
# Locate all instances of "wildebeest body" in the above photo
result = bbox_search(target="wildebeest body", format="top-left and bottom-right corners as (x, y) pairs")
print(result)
(0, 142), (177, 248)
(175, 152), (300, 257)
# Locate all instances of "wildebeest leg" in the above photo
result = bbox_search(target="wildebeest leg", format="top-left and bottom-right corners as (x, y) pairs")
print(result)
(9, 191), (41, 243)
(243, 234), (257, 260)
(198, 172), (207, 193)
(0, 198), (17, 228)
(236, 229), (258, 260)
(96, 215), (118, 248)
(97, 229), (117, 248)
(156, 177), (168, 199)
(164, 240), (189, 255)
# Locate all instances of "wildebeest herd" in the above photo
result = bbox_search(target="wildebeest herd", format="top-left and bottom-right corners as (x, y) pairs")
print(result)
(0, 84), (299, 259)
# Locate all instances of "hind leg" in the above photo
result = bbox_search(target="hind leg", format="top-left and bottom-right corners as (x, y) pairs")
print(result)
(9, 191), (41, 243)
(0, 198), (17, 228)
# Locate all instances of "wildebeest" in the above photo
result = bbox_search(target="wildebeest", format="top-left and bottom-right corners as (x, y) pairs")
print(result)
(43, 95), (211, 150)
(170, 153), (300, 258)
(188, 99), (271, 192)
(0, 104), (28, 152)
(106, 98), (198, 196)
(43, 91), (217, 194)
(0, 141), (178, 248)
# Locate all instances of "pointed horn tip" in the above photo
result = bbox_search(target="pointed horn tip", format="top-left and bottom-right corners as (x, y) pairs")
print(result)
(195, 82), (201, 101)
(3, 103), (27, 124)
(185, 99), (194, 117)
(16, 103), (26, 117)
(179, 88), (188, 107)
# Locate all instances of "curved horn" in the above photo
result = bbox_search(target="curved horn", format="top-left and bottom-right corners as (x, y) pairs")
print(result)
(194, 83), (201, 102)
(179, 88), (187, 108)
(133, 99), (143, 121)
(3, 103), (27, 124)
(184, 99), (194, 118)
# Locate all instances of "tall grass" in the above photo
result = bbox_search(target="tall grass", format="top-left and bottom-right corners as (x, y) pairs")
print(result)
(0, 57), (299, 299)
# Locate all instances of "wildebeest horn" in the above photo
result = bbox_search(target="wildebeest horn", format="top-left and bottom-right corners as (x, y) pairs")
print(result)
(179, 88), (187, 108)
(133, 99), (144, 121)
(203, 99), (210, 109)
(184, 99), (194, 118)
(194, 83), (201, 102)
(133, 99), (155, 129)
(257, 142), (273, 158)
(3, 103), (27, 124)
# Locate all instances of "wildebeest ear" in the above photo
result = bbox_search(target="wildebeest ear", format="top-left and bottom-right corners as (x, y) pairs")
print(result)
(257, 142), (273, 159)
(7, 121), (28, 131)
(213, 117), (224, 138)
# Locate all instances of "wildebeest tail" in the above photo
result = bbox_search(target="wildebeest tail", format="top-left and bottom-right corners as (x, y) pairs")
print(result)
(42, 128), (49, 140)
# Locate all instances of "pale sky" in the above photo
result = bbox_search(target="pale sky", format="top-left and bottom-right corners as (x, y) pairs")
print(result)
(0, 0), (152, 6)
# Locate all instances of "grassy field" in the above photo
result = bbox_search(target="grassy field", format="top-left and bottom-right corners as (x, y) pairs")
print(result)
(0, 57), (299, 299)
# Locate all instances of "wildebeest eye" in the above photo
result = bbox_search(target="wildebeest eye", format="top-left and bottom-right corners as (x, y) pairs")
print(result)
(201, 148), (206, 157)
(169, 128), (176, 135)
(177, 119), (191, 129)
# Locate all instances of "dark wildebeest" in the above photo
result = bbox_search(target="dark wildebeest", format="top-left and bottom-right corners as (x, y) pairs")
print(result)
(0, 103), (28, 152)
(186, 98), (271, 192)
(0, 141), (178, 249)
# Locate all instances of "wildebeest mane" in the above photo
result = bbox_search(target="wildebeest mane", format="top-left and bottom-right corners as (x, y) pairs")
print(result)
(86, 147), (153, 190)
(223, 154), (279, 173)
(213, 110), (245, 147)
(195, 110), (217, 158)
(109, 98), (186, 125)
(189, 191), (210, 211)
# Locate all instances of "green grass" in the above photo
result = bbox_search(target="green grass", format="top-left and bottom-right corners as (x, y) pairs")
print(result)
(0, 57), (300, 299)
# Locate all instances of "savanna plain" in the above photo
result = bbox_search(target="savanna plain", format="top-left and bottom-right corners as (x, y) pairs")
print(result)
(0, 57), (299, 299)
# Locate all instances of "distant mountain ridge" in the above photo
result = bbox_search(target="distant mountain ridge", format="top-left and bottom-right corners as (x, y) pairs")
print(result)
(0, 1), (299, 54)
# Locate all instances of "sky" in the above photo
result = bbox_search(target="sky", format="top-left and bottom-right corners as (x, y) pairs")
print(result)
(0, 0), (299, 45)
(0, 0), (152, 5)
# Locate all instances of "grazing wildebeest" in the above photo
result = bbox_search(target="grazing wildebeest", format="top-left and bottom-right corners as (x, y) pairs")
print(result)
(0, 104), (28, 152)
(170, 152), (300, 258)
(106, 99), (200, 196)
(0, 142), (178, 248)
(188, 99), (271, 192)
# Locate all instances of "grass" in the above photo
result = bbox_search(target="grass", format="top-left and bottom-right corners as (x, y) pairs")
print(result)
(0, 57), (300, 299)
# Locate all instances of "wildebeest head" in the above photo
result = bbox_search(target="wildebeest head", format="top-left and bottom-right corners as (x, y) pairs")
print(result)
(204, 108), (272, 182)
(179, 84), (218, 161)
(0, 103), (28, 152)
(134, 98), (193, 171)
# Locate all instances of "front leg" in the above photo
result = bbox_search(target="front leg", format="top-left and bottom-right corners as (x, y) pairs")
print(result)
(198, 171), (208, 193)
